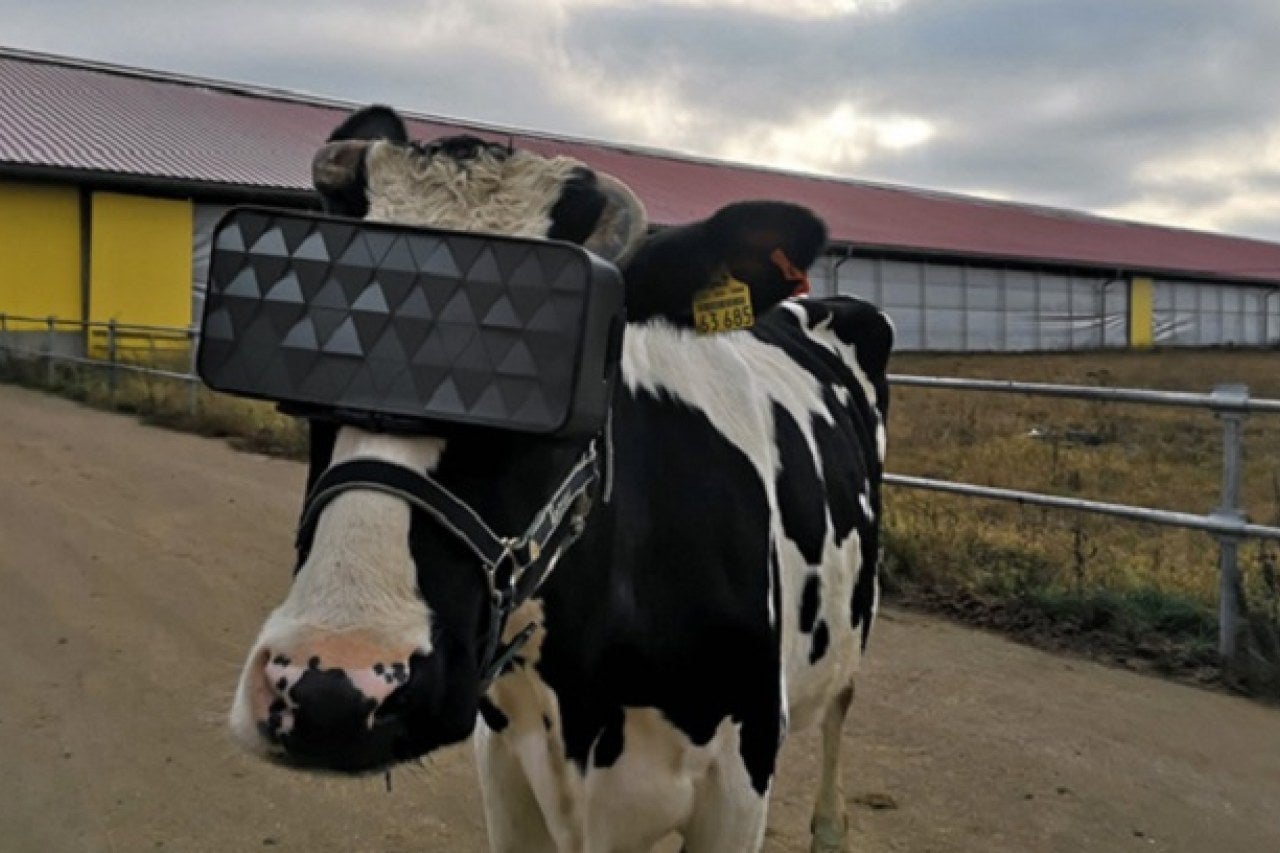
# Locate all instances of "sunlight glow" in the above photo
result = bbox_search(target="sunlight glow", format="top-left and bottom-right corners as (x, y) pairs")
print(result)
(716, 102), (936, 174)
(1100, 124), (1280, 236)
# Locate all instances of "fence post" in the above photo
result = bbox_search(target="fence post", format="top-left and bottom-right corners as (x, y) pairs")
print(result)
(45, 316), (56, 386)
(108, 317), (119, 404)
(1210, 383), (1250, 667)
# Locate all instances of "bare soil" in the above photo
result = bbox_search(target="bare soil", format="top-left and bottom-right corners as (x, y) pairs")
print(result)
(2, 382), (1278, 853)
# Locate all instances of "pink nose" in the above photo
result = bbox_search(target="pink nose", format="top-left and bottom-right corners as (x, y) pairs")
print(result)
(247, 636), (417, 751)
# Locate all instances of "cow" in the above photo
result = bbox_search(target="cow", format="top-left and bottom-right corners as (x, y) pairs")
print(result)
(229, 105), (893, 853)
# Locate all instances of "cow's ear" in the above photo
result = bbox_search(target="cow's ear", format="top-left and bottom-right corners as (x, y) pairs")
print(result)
(327, 104), (409, 144)
(314, 106), (408, 216)
(709, 201), (827, 293)
(581, 172), (648, 265)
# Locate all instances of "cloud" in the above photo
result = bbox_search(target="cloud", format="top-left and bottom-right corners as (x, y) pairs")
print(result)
(1, 0), (1279, 241)
(1101, 123), (1280, 236)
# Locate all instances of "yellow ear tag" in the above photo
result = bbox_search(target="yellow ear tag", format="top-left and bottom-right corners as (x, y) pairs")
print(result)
(692, 276), (755, 335)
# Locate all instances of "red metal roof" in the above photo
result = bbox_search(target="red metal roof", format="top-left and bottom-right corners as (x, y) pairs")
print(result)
(3, 47), (1279, 285)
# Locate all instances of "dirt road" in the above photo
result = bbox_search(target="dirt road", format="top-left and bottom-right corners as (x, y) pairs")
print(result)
(1, 382), (1277, 853)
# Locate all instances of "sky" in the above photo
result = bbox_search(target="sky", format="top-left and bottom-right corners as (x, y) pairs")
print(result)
(5, 0), (1280, 242)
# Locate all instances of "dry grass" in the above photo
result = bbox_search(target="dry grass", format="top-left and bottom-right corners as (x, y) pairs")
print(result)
(885, 349), (1280, 694)
(0, 353), (307, 458)
(4, 345), (1279, 693)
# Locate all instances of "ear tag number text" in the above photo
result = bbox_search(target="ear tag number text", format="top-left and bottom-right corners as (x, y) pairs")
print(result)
(693, 276), (754, 335)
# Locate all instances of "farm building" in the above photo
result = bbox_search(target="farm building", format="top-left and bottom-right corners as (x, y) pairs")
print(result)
(2, 45), (1279, 353)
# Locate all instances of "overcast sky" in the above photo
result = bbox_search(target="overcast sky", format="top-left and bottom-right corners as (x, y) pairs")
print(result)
(6, 0), (1280, 241)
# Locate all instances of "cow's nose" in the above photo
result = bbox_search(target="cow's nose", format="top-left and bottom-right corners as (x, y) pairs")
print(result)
(254, 650), (413, 759)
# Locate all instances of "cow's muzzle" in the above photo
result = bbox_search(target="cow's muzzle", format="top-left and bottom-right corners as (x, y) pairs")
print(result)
(240, 640), (424, 773)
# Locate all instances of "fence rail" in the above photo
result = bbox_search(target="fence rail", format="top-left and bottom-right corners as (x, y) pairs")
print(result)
(889, 373), (1280, 414)
(0, 313), (200, 408)
(887, 373), (1280, 665)
(5, 313), (1279, 666)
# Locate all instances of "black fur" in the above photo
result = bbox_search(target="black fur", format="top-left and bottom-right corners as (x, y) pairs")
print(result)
(622, 201), (826, 326)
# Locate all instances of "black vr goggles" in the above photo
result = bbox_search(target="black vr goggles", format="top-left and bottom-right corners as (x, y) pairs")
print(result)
(197, 208), (625, 437)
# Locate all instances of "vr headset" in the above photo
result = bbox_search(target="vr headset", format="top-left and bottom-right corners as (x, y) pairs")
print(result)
(197, 207), (625, 437)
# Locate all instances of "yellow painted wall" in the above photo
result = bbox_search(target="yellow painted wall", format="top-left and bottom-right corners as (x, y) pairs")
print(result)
(88, 192), (193, 329)
(1129, 276), (1154, 348)
(0, 181), (81, 329)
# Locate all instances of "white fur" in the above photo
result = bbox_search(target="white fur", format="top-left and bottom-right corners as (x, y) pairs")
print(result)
(366, 141), (585, 236)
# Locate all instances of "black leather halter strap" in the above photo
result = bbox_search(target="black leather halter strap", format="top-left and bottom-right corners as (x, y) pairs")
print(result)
(295, 440), (602, 688)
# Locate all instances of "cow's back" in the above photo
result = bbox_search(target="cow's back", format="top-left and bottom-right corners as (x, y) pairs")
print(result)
(750, 298), (892, 730)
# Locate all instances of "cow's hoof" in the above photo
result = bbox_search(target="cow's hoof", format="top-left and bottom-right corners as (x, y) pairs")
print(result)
(810, 815), (849, 853)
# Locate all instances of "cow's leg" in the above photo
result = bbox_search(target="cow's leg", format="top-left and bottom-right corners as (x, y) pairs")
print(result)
(474, 724), (558, 853)
(810, 684), (855, 853)
(679, 764), (770, 853)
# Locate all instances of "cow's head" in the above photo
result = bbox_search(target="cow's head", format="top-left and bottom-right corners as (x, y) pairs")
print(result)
(228, 105), (645, 772)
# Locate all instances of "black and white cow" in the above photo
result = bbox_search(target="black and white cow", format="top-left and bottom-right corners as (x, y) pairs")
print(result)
(230, 106), (893, 852)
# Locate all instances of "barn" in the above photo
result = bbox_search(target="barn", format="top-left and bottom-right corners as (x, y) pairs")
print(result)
(2, 45), (1279, 353)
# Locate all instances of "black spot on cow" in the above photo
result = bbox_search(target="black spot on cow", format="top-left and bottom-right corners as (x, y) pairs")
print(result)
(773, 403), (827, 565)
(534, 387), (783, 796)
(850, 537), (879, 649)
(799, 574), (821, 633)
(809, 621), (830, 664)
(477, 696), (509, 733)
(278, 666), (390, 770)
(814, 385), (865, 545)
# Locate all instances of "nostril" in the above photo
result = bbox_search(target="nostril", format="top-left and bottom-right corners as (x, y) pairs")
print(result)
(374, 674), (412, 723)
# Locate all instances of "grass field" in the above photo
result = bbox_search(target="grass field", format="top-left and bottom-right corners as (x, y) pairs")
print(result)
(4, 344), (1279, 694)
(885, 349), (1280, 694)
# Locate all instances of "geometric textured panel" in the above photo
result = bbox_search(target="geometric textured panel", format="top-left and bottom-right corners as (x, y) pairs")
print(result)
(197, 207), (624, 435)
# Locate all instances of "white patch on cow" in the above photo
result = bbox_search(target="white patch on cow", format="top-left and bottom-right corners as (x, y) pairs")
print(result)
(277, 429), (441, 636)
(859, 490), (875, 522)
(365, 140), (585, 237)
(621, 320), (839, 482)
(229, 428), (444, 754)
(622, 321), (777, 486)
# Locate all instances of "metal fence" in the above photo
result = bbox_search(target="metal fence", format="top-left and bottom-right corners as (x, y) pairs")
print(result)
(0, 313), (201, 411)
(5, 313), (1280, 665)
(888, 374), (1280, 665)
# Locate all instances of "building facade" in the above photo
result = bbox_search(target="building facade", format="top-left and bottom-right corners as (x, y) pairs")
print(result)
(2, 47), (1278, 353)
